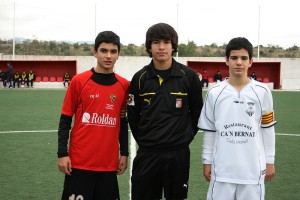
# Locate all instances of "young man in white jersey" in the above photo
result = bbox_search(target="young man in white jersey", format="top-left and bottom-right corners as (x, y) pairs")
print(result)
(198, 37), (276, 200)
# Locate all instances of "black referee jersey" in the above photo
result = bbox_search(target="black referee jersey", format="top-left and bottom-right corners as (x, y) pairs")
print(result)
(127, 58), (203, 151)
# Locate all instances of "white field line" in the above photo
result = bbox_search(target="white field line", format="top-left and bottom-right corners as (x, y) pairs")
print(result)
(0, 129), (298, 199)
(0, 130), (57, 134)
(0, 130), (299, 137)
(129, 131), (136, 200)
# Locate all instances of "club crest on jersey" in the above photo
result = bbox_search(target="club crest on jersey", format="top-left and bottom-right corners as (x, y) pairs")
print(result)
(110, 94), (116, 103)
(176, 98), (182, 108)
(246, 102), (255, 116)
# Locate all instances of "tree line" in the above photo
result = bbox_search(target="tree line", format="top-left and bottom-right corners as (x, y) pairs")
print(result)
(0, 39), (299, 58)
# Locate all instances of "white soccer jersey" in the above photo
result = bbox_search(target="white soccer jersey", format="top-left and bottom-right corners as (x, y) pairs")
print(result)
(198, 79), (276, 184)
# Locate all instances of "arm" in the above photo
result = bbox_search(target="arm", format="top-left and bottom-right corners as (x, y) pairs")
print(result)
(262, 126), (276, 181)
(127, 76), (141, 140)
(57, 114), (72, 175)
(188, 71), (203, 135)
(202, 131), (215, 181)
(261, 89), (276, 181)
(118, 117), (129, 175)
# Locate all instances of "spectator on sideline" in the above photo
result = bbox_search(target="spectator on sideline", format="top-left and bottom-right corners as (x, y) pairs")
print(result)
(214, 70), (222, 83)
(28, 70), (35, 88)
(13, 71), (20, 88)
(198, 37), (276, 200)
(63, 72), (71, 87)
(6, 62), (13, 88)
(20, 71), (28, 87)
(127, 22), (203, 200)
(197, 71), (203, 82)
(0, 69), (7, 87)
(250, 71), (257, 80)
(202, 69), (209, 87)
(57, 31), (129, 200)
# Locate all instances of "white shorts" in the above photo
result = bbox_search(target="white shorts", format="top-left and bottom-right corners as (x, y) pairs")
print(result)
(207, 181), (265, 200)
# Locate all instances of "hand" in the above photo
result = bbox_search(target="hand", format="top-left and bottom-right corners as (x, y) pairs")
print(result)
(203, 164), (212, 182)
(265, 164), (275, 181)
(58, 156), (72, 175)
(117, 156), (128, 175)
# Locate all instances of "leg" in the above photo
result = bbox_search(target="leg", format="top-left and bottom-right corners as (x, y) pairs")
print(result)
(94, 172), (120, 200)
(207, 181), (236, 200)
(61, 169), (96, 200)
(131, 151), (163, 200)
(163, 147), (190, 200)
(236, 183), (265, 200)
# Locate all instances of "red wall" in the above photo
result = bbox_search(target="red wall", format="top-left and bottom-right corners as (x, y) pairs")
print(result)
(0, 60), (77, 79)
(187, 61), (281, 89)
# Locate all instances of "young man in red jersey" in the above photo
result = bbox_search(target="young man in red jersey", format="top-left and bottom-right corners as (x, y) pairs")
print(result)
(57, 31), (130, 200)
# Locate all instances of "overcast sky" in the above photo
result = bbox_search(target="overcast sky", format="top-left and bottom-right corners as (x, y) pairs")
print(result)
(0, 0), (299, 48)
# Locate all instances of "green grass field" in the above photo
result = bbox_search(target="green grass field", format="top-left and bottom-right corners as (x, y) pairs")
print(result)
(0, 89), (299, 200)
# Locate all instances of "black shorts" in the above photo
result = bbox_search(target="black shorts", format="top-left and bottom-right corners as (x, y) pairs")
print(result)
(61, 168), (120, 200)
(131, 146), (190, 200)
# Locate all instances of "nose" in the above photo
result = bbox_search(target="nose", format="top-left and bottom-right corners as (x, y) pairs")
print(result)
(158, 41), (166, 49)
(106, 52), (112, 58)
(236, 57), (243, 64)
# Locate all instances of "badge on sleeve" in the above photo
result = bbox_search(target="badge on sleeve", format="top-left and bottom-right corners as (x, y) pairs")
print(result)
(127, 94), (135, 106)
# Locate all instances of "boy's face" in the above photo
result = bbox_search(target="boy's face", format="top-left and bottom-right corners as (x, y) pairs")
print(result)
(150, 39), (173, 63)
(226, 48), (253, 78)
(94, 42), (119, 73)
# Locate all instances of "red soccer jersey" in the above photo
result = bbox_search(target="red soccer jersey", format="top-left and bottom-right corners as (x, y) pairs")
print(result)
(202, 73), (208, 80)
(61, 70), (129, 171)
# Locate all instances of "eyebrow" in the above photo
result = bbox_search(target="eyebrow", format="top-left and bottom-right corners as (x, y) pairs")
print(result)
(99, 48), (118, 52)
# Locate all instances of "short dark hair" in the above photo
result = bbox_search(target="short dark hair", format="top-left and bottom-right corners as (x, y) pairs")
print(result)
(145, 23), (178, 57)
(94, 31), (120, 52)
(226, 37), (253, 59)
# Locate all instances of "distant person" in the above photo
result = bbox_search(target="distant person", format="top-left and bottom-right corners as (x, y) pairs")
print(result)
(57, 31), (129, 200)
(214, 70), (222, 82)
(13, 71), (20, 88)
(6, 62), (13, 88)
(63, 72), (71, 87)
(127, 22), (203, 200)
(202, 69), (209, 87)
(198, 37), (276, 200)
(197, 72), (202, 81)
(20, 71), (28, 87)
(0, 69), (7, 87)
(250, 71), (257, 80)
(28, 70), (35, 87)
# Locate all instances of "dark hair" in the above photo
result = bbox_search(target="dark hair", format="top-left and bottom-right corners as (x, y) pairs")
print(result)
(94, 31), (120, 52)
(145, 23), (178, 57)
(225, 37), (253, 59)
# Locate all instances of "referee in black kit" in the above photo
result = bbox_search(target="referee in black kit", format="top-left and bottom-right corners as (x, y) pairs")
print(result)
(127, 22), (203, 200)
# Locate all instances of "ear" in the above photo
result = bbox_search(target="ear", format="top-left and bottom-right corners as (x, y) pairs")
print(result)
(225, 57), (229, 66)
(249, 58), (253, 68)
(93, 50), (97, 58)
